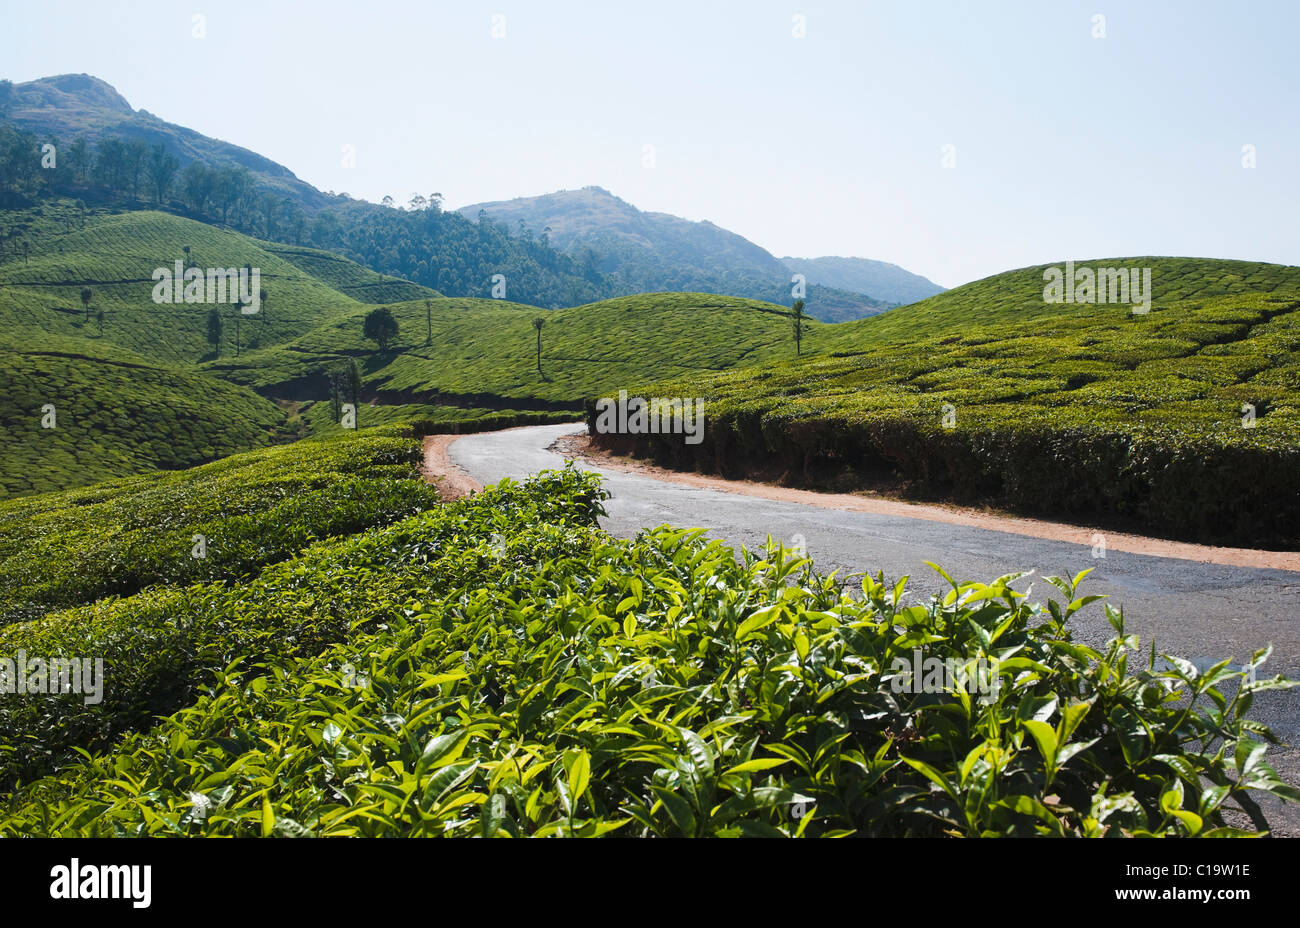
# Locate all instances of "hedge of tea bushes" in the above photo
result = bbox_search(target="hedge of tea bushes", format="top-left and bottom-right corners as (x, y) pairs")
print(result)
(0, 465), (609, 791)
(0, 332), (290, 499)
(598, 293), (1300, 548)
(1, 484), (1294, 836)
(0, 429), (438, 626)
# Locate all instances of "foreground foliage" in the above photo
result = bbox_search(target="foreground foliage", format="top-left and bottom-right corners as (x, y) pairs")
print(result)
(0, 429), (436, 626)
(2, 467), (1293, 836)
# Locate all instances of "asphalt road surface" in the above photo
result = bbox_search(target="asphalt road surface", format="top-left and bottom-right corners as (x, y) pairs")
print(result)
(452, 422), (1300, 834)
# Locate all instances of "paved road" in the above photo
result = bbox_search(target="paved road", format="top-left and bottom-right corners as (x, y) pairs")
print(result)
(452, 422), (1300, 833)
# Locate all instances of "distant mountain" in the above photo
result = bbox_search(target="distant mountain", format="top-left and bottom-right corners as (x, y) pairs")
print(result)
(781, 256), (946, 306)
(0, 74), (334, 211)
(0, 75), (923, 318)
(459, 187), (896, 323)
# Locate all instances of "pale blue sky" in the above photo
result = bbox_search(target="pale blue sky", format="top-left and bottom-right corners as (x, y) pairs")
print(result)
(3, 0), (1296, 287)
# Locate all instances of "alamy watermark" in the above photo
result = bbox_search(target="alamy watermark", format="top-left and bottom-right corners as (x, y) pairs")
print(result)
(1, 651), (104, 705)
(152, 263), (261, 313)
(1043, 260), (1152, 314)
(890, 649), (1001, 703)
(593, 390), (705, 444)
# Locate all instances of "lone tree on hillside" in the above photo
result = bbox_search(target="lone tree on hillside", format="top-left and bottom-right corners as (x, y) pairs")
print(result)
(207, 307), (223, 356)
(532, 316), (545, 374)
(792, 298), (806, 357)
(233, 299), (244, 356)
(363, 307), (399, 351)
(329, 357), (362, 428)
(260, 287), (268, 327)
(79, 287), (93, 323)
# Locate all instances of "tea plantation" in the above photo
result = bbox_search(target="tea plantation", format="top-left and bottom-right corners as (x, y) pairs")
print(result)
(0, 452), (1294, 836)
(0, 332), (287, 497)
(614, 258), (1300, 548)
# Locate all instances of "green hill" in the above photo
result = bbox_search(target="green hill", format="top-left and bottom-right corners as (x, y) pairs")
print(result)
(210, 291), (818, 409)
(0, 332), (288, 497)
(0, 205), (440, 364)
(0, 205), (449, 496)
(606, 257), (1300, 548)
(0, 204), (826, 494)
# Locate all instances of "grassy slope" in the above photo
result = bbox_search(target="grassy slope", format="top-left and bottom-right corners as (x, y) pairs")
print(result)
(628, 257), (1300, 546)
(0, 427), (436, 625)
(0, 332), (287, 498)
(0, 206), (441, 365)
(0, 205), (448, 496)
(210, 291), (816, 406)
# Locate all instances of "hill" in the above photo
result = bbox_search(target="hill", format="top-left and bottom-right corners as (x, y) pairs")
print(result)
(459, 186), (896, 322)
(781, 255), (946, 305)
(599, 256), (1300, 548)
(210, 291), (819, 410)
(0, 331), (288, 497)
(0, 204), (438, 364)
(0, 203), (828, 494)
(0, 74), (334, 210)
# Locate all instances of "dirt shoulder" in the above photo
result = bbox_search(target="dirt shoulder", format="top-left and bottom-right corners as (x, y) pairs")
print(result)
(421, 434), (482, 501)
(553, 433), (1300, 573)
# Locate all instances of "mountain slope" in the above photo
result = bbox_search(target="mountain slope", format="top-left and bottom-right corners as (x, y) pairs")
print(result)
(459, 186), (895, 322)
(782, 255), (945, 305)
(1, 74), (334, 210)
(210, 291), (819, 408)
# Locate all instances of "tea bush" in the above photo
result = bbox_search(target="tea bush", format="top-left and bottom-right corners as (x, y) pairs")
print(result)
(0, 429), (437, 625)
(610, 284), (1300, 548)
(0, 465), (607, 790)
(3, 467), (1294, 836)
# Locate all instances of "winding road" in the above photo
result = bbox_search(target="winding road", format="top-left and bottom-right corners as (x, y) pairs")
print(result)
(447, 422), (1300, 832)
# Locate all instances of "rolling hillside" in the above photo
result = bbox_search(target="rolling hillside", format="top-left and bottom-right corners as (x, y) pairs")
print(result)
(0, 204), (445, 496)
(606, 257), (1300, 548)
(211, 291), (819, 407)
(0, 332), (287, 497)
(0, 204), (826, 495)
(0, 204), (439, 364)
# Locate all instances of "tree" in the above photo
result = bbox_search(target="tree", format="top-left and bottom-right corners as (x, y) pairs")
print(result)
(66, 138), (89, 185)
(425, 299), (432, 347)
(182, 162), (215, 214)
(792, 299), (807, 356)
(363, 307), (398, 351)
(148, 143), (178, 205)
(233, 300), (244, 355)
(260, 287), (269, 327)
(93, 137), (126, 190)
(328, 358), (362, 428)
(532, 316), (545, 373)
(79, 287), (93, 323)
(207, 307), (223, 356)
(124, 139), (147, 199)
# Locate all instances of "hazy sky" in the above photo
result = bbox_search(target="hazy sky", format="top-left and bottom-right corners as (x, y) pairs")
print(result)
(3, 0), (1296, 287)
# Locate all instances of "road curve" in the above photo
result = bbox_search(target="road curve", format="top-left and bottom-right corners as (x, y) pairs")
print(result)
(451, 423), (1300, 831)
